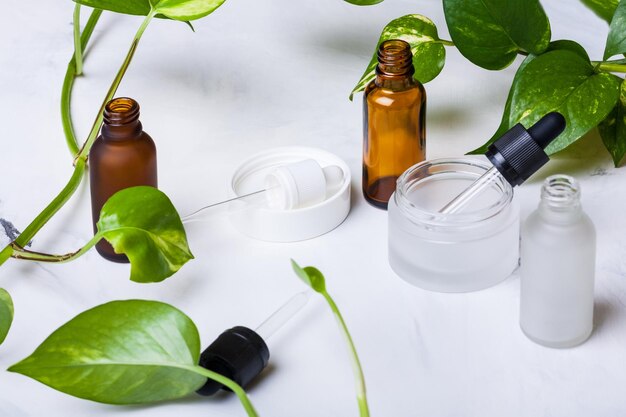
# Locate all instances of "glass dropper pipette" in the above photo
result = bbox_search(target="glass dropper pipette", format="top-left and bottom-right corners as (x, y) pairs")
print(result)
(439, 112), (567, 215)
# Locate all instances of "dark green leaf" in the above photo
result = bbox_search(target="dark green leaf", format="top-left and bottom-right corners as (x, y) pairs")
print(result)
(469, 40), (590, 155)
(598, 79), (626, 166)
(97, 186), (194, 283)
(0, 288), (13, 345)
(350, 14), (446, 100)
(8, 300), (206, 404)
(343, 0), (384, 5)
(291, 260), (326, 293)
(443, 0), (550, 70)
(604, 0), (626, 59)
(580, 0), (619, 23)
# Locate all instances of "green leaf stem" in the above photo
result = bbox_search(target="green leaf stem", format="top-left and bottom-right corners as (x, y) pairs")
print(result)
(291, 260), (369, 417)
(350, 14), (446, 100)
(443, 0), (551, 70)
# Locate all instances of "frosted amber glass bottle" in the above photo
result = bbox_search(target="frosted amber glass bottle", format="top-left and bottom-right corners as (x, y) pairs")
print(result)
(89, 98), (158, 263)
(363, 39), (426, 209)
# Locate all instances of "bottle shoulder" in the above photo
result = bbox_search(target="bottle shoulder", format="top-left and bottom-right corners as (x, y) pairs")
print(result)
(364, 80), (426, 108)
(523, 209), (596, 245)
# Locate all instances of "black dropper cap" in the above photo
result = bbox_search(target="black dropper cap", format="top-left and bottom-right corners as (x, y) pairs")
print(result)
(485, 112), (566, 186)
(196, 326), (270, 396)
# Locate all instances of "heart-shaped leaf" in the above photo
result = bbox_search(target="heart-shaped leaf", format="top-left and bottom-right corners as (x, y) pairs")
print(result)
(350, 14), (445, 100)
(443, 0), (550, 70)
(97, 186), (193, 283)
(0, 288), (13, 346)
(291, 260), (326, 293)
(471, 49), (621, 155)
(598, 79), (626, 166)
(469, 40), (591, 155)
(580, 0), (619, 23)
(8, 300), (206, 404)
(604, 0), (626, 59)
(73, 0), (225, 21)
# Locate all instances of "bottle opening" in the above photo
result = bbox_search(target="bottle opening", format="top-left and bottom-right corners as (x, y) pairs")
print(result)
(377, 39), (414, 77)
(541, 175), (580, 207)
(104, 97), (140, 126)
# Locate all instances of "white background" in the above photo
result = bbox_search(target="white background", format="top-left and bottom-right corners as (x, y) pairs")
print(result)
(1, 0), (625, 416)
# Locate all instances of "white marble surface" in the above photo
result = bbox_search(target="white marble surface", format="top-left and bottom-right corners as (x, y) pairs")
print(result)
(1, 0), (626, 416)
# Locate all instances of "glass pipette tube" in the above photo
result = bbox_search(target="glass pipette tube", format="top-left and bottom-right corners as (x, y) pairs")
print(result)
(439, 166), (501, 214)
(255, 291), (312, 341)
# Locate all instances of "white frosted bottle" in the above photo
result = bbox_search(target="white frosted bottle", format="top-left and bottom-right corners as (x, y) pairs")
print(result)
(520, 175), (595, 348)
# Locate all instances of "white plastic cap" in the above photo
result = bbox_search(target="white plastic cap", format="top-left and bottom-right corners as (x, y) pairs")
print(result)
(264, 159), (344, 210)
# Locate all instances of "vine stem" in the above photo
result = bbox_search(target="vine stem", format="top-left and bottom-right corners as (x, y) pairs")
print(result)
(597, 62), (626, 73)
(10, 235), (101, 263)
(73, 4), (84, 76)
(62, 7), (103, 156)
(0, 12), (155, 266)
(190, 366), (260, 417)
(322, 291), (370, 417)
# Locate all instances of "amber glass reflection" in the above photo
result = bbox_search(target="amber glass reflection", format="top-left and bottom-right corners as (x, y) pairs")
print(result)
(89, 97), (158, 263)
(363, 39), (426, 209)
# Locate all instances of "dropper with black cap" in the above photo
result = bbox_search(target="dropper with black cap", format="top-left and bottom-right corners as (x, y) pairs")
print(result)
(440, 112), (567, 214)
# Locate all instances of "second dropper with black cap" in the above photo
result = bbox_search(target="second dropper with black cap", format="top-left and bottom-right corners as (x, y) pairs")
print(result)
(439, 112), (567, 214)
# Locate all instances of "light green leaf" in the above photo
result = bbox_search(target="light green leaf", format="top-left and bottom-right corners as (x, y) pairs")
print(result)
(343, 0), (384, 5)
(350, 14), (445, 100)
(471, 49), (621, 155)
(291, 260), (326, 293)
(580, 0), (619, 23)
(469, 40), (590, 155)
(73, 0), (151, 16)
(443, 0), (551, 70)
(604, 0), (626, 59)
(72, 0), (225, 21)
(598, 79), (626, 166)
(8, 300), (206, 404)
(152, 0), (225, 21)
(97, 186), (194, 283)
(0, 288), (14, 346)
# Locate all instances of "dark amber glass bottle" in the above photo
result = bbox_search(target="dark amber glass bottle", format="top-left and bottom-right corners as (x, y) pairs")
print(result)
(363, 39), (426, 209)
(89, 97), (158, 263)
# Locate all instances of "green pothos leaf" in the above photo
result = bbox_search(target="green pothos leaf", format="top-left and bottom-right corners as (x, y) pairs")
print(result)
(469, 40), (591, 155)
(604, 0), (626, 59)
(8, 300), (206, 404)
(598, 79), (626, 166)
(350, 14), (446, 100)
(97, 186), (194, 283)
(470, 46), (620, 155)
(72, 0), (225, 21)
(291, 260), (326, 293)
(0, 288), (14, 346)
(580, 0), (619, 23)
(443, 0), (550, 70)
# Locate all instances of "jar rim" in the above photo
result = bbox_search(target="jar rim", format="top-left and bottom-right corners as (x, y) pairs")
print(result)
(394, 158), (514, 228)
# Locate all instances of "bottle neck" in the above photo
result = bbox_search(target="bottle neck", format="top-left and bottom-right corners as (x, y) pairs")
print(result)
(101, 97), (143, 140)
(538, 175), (583, 224)
(375, 39), (416, 91)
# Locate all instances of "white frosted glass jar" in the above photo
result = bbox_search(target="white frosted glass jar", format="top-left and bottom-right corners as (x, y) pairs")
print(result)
(388, 158), (520, 292)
